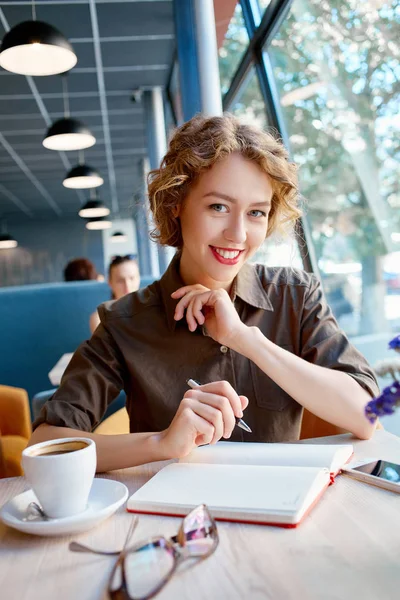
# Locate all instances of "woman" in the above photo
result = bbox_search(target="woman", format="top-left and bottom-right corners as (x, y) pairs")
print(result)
(89, 255), (140, 333)
(30, 114), (378, 472)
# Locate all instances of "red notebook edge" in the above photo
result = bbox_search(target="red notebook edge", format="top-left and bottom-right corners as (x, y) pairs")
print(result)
(125, 450), (354, 528)
(126, 478), (332, 529)
(330, 449), (355, 482)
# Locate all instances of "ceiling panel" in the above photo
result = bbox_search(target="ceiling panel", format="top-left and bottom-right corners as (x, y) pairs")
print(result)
(3, 4), (93, 38)
(34, 72), (100, 94)
(0, 0), (175, 222)
(101, 39), (173, 68)
(96, 1), (174, 37)
(103, 68), (169, 90)
(0, 72), (32, 94)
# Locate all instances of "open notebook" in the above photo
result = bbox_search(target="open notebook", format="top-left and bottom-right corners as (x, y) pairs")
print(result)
(127, 442), (353, 527)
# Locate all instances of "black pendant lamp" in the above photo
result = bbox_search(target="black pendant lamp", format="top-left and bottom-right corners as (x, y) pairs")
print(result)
(0, 2), (77, 76)
(63, 163), (104, 189)
(79, 200), (110, 218)
(111, 231), (128, 243)
(43, 118), (95, 151)
(79, 189), (110, 218)
(43, 75), (95, 151)
(85, 217), (112, 231)
(0, 232), (18, 249)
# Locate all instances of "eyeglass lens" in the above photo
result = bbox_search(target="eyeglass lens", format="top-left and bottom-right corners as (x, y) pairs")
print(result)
(120, 505), (217, 600)
(124, 539), (175, 599)
(182, 504), (217, 557)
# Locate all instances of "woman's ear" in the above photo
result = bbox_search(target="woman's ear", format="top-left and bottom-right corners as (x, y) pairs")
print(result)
(172, 204), (180, 218)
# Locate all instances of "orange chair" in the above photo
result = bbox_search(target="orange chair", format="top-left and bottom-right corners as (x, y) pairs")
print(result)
(0, 385), (32, 478)
(300, 407), (383, 440)
(94, 407), (129, 435)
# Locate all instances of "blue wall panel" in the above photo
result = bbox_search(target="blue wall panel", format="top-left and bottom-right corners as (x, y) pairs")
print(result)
(0, 218), (104, 288)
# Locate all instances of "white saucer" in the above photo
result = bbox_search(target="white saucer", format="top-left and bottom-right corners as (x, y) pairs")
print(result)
(0, 478), (128, 537)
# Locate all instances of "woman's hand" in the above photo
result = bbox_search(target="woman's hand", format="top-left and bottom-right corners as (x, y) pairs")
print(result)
(171, 284), (247, 348)
(159, 381), (249, 459)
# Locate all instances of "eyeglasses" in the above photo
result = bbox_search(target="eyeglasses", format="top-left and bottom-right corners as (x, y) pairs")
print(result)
(69, 504), (219, 600)
(109, 504), (218, 600)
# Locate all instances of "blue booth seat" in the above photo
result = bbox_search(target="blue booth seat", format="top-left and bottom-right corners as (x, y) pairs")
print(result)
(1, 276), (155, 421)
(0, 279), (109, 417)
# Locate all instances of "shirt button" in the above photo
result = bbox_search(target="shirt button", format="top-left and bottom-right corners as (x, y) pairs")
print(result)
(220, 345), (228, 353)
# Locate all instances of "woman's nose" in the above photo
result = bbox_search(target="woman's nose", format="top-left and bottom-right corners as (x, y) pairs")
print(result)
(224, 217), (247, 244)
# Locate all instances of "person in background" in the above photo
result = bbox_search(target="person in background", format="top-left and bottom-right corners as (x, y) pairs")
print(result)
(64, 258), (99, 282)
(31, 114), (379, 473)
(89, 255), (140, 333)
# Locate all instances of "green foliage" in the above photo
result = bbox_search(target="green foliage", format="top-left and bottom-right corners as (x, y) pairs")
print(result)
(221, 0), (400, 261)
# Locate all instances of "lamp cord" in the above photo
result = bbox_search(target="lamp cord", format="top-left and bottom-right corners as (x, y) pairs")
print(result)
(62, 75), (70, 119)
(32, 0), (36, 21)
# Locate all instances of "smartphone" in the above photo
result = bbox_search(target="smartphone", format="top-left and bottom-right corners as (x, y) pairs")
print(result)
(342, 458), (400, 494)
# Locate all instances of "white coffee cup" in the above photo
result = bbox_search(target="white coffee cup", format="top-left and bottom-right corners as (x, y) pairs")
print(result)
(22, 438), (96, 519)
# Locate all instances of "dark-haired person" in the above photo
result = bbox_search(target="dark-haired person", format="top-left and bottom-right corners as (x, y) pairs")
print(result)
(30, 114), (379, 472)
(89, 255), (140, 333)
(63, 257), (100, 282)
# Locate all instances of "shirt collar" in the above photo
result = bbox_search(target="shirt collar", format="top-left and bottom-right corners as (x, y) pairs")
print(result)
(233, 262), (274, 312)
(159, 253), (274, 332)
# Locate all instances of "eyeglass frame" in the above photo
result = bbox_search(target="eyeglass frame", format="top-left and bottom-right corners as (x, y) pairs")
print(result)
(108, 504), (219, 600)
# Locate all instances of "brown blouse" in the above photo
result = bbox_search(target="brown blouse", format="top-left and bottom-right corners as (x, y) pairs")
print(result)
(33, 254), (379, 442)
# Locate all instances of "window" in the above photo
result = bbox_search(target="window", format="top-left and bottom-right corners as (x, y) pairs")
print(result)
(230, 65), (268, 130)
(168, 61), (184, 126)
(218, 3), (249, 95)
(230, 66), (302, 268)
(256, 0), (272, 16)
(267, 0), (400, 336)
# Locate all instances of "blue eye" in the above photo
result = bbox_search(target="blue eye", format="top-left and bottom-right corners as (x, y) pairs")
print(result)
(210, 204), (227, 213)
(249, 210), (267, 218)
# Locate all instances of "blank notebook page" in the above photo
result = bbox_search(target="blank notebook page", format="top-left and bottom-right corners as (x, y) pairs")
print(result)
(180, 442), (353, 474)
(128, 463), (331, 523)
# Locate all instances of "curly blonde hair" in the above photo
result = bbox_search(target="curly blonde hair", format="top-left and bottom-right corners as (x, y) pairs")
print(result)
(148, 113), (300, 247)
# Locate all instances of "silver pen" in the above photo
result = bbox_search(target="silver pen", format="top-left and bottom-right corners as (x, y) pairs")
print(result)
(186, 378), (252, 433)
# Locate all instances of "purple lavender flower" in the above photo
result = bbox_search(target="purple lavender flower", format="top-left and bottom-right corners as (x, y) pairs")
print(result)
(365, 334), (400, 422)
(365, 381), (400, 422)
(389, 334), (400, 352)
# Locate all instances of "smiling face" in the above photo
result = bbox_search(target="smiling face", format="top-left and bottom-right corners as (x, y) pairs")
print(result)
(177, 153), (273, 290)
(109, 260), (140, 300)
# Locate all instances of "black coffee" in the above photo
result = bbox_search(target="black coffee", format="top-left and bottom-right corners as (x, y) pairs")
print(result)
(41, 449), (77, 456)
(29, 441), (89, 457)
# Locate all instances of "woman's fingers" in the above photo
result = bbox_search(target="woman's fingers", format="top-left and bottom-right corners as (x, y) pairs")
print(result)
(183, 397), (225, 444)
(171, 284), (207, 299)
(240, 395), (249, 411)
(192, 295), (206, 325)
(174, 290), (199, 321)
(184, 389), (236, 438)
(185, 298), (198, 332)
(174, 291), (210, 327)
(193, 381), (244, 421)
(188, 412), (215, 447)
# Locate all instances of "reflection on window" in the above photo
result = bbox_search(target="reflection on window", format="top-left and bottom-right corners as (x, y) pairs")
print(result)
(230, 66), (301, 268)
(218, 3), (249, 95)
(230, 66), (268, 130)
(268, 0), (400, 337)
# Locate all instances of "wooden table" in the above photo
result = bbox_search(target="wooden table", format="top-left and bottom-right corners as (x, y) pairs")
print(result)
(1, 430), (400, 600)
(48, 353), (73, 386)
